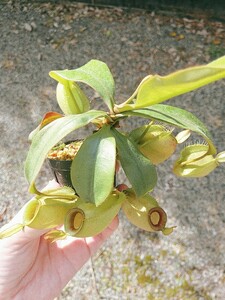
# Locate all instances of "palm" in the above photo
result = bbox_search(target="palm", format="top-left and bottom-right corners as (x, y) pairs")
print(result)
(0, 218), (118, 300)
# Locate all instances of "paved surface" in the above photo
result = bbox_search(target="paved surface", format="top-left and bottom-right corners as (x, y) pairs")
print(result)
(0, 2), (225, 299)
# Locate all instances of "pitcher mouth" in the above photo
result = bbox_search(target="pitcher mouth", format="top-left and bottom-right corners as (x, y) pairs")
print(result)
(148, 207), (167, 231)
(65, 208), (85, 236)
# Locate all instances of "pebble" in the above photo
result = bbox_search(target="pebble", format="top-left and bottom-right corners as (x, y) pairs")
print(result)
(24, 23), (32, 32)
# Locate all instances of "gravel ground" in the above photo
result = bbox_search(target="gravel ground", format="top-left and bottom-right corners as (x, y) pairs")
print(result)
(0, 2), (225, 300)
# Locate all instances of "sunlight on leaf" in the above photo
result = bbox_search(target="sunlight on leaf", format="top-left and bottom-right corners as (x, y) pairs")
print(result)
(25, 110), (106, 186)
(111, 128), (157, 197)
(50, 59), (115, 111)
(116, 55), (225, 110)
(71, 125), (116, 206)
(120, 104), (216, 154)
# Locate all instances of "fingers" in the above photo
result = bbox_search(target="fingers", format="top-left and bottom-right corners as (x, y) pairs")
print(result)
(58, 216), (119, 273)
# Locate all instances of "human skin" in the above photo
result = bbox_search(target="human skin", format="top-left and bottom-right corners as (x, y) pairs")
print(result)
(0, 181), (119, 300)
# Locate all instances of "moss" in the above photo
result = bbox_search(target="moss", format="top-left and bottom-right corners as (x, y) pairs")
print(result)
(120, 250), (212, 300)
(208, 44), (225, 60)
(121, 266), (130, 276)
(159, 249), (168, 257)
(137, 272), (156, 285)
(144, 255), (153, 264)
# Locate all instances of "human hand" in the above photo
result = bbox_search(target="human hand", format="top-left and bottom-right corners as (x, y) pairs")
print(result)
(0, 181), (119, 300)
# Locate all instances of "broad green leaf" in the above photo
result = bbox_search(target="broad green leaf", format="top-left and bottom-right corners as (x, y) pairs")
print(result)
(116, 55), (225, 110)
(120, 104), (216, 154)
(71, 125), (116, 206)
(207, 55), (225, 68)
(136, 58), (225, 107)
(25, 110), (106, 186)
(49, 59), (115, 111)
(111, 128), (157, 197)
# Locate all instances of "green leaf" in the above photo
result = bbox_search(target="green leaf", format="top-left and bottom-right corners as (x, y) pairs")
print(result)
(207, 55), (225, 67)
(25, 110), (106, 186)
(49, 59), (115, 111)
(116, 55), (225, 110)
(120, 104), (216, 154)
(111, 128), (157, 197)
(71, 125), (116, 206)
